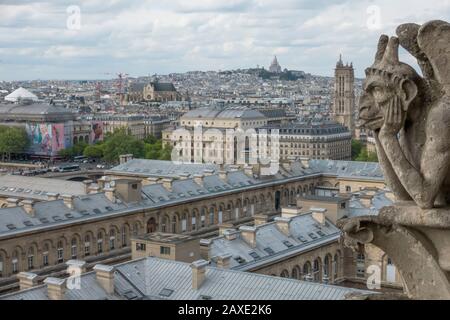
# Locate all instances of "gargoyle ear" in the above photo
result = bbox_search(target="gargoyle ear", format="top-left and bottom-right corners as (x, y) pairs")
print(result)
(400, 79), (418, 110)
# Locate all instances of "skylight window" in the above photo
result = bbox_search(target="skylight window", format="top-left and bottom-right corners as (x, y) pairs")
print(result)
(6, 224), (16, 230)
(159, 288), (174, 297)
(283, 240), (294, 248)
(39, 218), (49, 223)
(264, 247), (275, 255)
(23, 220), (33, 227)
(308, 232), (318, 240)
(93, 208), (101, 214)
(298, 236), (308, 243)
(249, 252), (261, 260)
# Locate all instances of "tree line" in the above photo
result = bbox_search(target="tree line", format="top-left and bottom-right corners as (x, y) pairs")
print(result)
(59, 128), (172, 163)
(351, 139), (378, 162)
(0, 126), (30, 161)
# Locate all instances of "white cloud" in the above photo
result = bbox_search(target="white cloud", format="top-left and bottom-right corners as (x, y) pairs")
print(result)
(0, 0), (449, 80)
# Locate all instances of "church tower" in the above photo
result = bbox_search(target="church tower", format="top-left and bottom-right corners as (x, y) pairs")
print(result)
(333, 54), (355, 136)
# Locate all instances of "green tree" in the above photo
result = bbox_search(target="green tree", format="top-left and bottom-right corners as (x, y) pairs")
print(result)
(158, 145), (173, 160)
(102, 128), (145, 163)
(355, 147), (378, 162)
(83, 144), (104, 158)
(351, 139), (363, 160)
(0, 126), (30, 161)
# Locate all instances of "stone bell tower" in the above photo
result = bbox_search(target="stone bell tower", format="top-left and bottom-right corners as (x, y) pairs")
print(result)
(333, 54), (355, 136)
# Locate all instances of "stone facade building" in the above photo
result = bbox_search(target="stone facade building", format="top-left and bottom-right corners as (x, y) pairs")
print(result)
(127, 82), (182, 103)
(333, 55), (355, 136)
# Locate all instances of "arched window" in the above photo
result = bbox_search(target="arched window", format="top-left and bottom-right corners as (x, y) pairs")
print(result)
(27, 247), (34, 270)
(323, 255), (331, 283)
(109, 229), (116, 250)
(97, 232), (103, 254)
(121, 226), (127, 247)
(209, 207), (214, 226)
(201, 208), (206, 228)
(57, 241), (64, 263)
(43, 244), (49, 267)
(280, 269), (289, 278)
(333, 254), (339, 279)
(12, 250), (19, 274)
(292, 266), (301, 279)
(0, 254), (3, 277)
(161, 217), (167, 233)
(303, 262), (312, 281)
(313, 259), (321, 282)
(84, 235), (91, 256)
(191, 211), (197, 231)
(71, 238), (77, 259)
(181, 213), (187, 232)
(171, 216), (177, 233)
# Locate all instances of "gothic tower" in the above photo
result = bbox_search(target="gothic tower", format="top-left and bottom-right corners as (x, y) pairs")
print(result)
(333, 54), (355, 136)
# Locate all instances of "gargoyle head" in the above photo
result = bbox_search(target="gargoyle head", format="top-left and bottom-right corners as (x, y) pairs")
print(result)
(358, 35), (423, 131)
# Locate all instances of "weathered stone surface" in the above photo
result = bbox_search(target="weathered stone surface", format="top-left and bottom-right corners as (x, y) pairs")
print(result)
(340, 20), (450, 300)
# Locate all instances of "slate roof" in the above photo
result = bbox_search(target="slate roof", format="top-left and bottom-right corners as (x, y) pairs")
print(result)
(0, 175), (86, 200)
(208, 213), (341, 271)
(0, 257), (372, 300)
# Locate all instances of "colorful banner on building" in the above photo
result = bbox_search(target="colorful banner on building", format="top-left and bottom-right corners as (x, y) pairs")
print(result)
(90, 121), (103, 144)
(25, 123), (70, 156)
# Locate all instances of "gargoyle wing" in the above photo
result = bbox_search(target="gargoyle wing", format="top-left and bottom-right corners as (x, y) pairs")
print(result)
(418, 20), (450, 89)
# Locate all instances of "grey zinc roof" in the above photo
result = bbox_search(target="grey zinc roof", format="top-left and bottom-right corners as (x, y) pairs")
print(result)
(209, 213), (341, 270)
(0, 175), (86, 200)
(107, 159), (219, 178)
(1, 257), (371, 300)
(182, 106), (265, 120)
(308, 159), (384, 180)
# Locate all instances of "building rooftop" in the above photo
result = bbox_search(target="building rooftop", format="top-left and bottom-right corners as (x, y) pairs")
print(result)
(208, 212), (341, 271)
(4, 87), (38, 102)
(134, 232), (193, 244)
(107, 159), (220, 179)
(0, 175), (86, 200)
(0, 257), (371, 300)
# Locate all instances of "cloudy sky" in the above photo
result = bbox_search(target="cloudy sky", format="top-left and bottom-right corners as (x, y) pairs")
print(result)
(1, 0), (449, 80)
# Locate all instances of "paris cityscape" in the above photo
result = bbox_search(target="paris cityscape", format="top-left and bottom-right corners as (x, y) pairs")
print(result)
(0, 0), (449, 308)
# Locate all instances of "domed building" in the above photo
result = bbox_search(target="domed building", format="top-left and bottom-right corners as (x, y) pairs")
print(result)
(269, 56), (282, 73)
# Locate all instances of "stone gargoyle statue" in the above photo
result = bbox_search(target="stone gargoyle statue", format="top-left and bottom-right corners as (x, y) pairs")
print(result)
(359, 20), (450, 209)
(339, 20), (450, 299)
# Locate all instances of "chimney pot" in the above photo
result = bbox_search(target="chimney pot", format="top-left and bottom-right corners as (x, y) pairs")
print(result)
(17, 272), (39, 290)
(239, 226), (257, 248)
(216, 254), (232, 269)
(44, 277), (66, 300)
(311, 207), (327, 225)
(253, 214), (268, 226)
(104, 187), (116, 203)
(46, 192), (60, 201)
(93, 264), (115, 294)
(190, 259), (209, 290)
(144, 177), (160, 185)
(82, 180), (93, 194)
(21, 199), (35, 217)
(218, 170), (228, 181)
(162, 178), (173, 191)
(274, 216), (291, 236)
(61, 194), (75, 209)
(193, 174), (204, 186)
(6, 198), (20, 208)
(281, 206), (302, 218)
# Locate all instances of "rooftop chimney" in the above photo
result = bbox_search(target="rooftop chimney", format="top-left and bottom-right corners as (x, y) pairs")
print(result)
(178, 173), (190, 180)
(203, 169), (215, 176)
(216, 254), (232, 269)
(194, 174), (204, 187)
(143, 177), (160, 185)
(66, 259), (87, 274)
(239, 226), (257, 248)
(93, 264), (115, 295)
(21, 199), (35, 217)
(17, 272), (38, 290)
(281, 206), (302, 219)
(244, 165), (253, 176)
(6, 198), (19, 208)
(162, 178), (173, 191)
(311, 207), (327, 225)
(103, 187), (116, 203)
(218, 170), (228, 182)
(274, 217), (291, 236)
(223, 229), (238, 241)
(199, 239), (211, 260)
(62, 194), (75, 209)
(300, 157), (309, 168)
(82, 180), (93, 194)
(44, 277), (66, 300)
(218, 223), (234, 235)
(253, 214), (268, 226)
(190, 260), (209, 290)
(46, 192), (60, 201)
